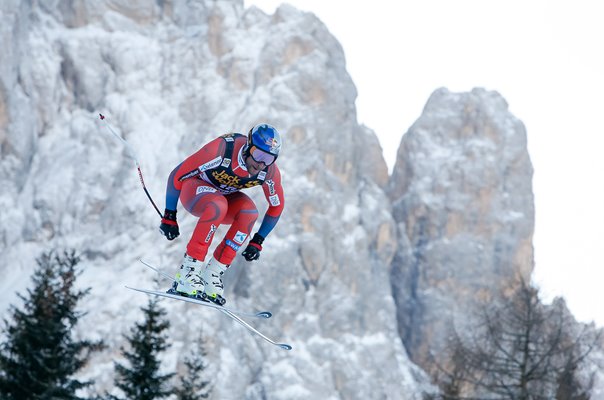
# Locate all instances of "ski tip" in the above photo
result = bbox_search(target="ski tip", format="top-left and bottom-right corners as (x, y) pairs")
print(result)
(256, 311), (272, 319)
(279, 344), (293, 351)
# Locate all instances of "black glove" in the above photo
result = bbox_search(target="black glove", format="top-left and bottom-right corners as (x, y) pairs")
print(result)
(242, 233), (264, 261)
(159, 209), (179, 240)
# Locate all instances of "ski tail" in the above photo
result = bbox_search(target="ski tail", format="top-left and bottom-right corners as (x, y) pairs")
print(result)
(219, 308), (292, 350)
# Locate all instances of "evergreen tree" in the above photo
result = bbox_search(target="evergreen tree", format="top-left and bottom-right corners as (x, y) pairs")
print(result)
(112, 296), (174, 400)
(0, 250), (104, 400)
(175, 335), (212, 400)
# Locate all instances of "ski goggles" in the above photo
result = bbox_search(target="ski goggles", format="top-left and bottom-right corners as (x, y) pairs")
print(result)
(249, 145), (276, 166)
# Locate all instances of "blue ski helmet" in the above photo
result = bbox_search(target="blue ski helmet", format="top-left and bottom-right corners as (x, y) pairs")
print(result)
(247, 123), (281, 162)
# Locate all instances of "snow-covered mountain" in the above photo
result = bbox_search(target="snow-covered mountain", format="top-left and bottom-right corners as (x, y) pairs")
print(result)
(1, 1), (428, 398)
(1, 1), (600, 399)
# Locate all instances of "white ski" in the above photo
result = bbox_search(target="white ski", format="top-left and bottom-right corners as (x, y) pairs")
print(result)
(134, 260), (292, 351)
(217, 307), (292, 351)
(137, 260), (272, 319)
(127, 286), (291, 351)
(127, 286), (274, 319)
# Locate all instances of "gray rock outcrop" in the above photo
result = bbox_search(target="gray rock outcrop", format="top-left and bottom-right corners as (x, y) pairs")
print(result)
(388, 87), (535, 368)
(0, 1), (427, 398)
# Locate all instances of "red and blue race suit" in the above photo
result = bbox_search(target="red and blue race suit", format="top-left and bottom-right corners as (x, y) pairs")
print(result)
(164, 133), (284, 264)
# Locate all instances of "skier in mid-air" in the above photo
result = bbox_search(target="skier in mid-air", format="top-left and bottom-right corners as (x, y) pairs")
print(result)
(158, 124), (284, 305)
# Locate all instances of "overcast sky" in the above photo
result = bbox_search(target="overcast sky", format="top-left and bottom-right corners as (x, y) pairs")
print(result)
(246, 0), (604, 326)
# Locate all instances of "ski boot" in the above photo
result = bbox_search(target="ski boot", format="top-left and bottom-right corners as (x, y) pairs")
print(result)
(200, 257), (228, 305)
(168, 253), (205, 299)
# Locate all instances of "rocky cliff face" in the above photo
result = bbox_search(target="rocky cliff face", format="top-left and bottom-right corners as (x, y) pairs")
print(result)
(0, 1), (426, 398)
(5, 1), (595, 398)
(388, 87), (535, 367)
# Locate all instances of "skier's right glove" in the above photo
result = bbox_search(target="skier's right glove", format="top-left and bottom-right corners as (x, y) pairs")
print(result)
(159, 209), (179, 240)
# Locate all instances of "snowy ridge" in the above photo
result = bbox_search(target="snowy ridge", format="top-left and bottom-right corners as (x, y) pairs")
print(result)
(0, 1), (428, 398)
(4, 1), (597, 398)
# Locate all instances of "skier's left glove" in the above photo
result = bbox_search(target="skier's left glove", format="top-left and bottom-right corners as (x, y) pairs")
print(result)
(242, 233), (264, 261)
(159, 209), (179, 240)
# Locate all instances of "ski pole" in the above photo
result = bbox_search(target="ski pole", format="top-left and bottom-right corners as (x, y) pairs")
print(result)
(99, 113), (163, 218)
